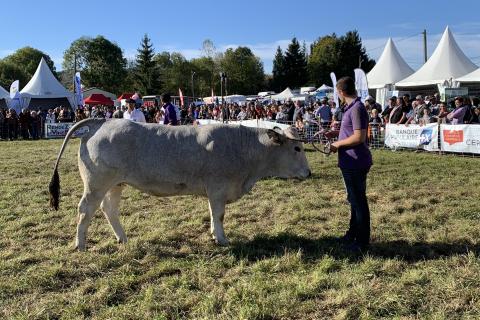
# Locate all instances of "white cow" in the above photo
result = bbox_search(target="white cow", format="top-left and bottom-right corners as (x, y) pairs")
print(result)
(49, 119), (311, 251)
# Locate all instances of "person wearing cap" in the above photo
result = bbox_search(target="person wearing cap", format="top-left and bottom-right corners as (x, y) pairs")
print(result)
(329, 76), (372, 252)
(447, 97), (467, 124)
(161, 93), (178, 126)
(123, 98), (146, 122)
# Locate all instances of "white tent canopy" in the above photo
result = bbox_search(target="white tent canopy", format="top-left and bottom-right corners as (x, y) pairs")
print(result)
(396, 26), (478, 87)
(456, 67), (480, 82)
(20, 57), (75, 108)
(316, 84), (333, 91)
(271, 87), (295, 101)
(367, 38), (414, 89)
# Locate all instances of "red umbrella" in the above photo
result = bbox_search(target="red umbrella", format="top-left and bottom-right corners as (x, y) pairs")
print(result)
(84, 94), (114, 106)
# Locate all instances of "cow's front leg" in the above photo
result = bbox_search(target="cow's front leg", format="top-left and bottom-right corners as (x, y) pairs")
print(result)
(208, 197), (229, 246)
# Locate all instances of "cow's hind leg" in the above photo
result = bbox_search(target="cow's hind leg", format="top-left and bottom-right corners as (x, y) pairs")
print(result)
(100, 185), (127, 244)
(208, 197), (229, 246)
(76, 188), (108, 251)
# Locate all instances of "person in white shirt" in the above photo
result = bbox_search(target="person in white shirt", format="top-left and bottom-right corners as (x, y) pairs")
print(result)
(123, 99), (146, 122)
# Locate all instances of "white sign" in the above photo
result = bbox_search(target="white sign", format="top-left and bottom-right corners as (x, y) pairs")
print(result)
(45, 123), (89, 139)
(440, 124), (480, 154)
(385, 123), (439, 151)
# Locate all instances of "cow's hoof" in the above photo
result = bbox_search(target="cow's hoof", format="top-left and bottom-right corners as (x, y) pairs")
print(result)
(117, 237), (128, 244)
(215, 237), (230, 246)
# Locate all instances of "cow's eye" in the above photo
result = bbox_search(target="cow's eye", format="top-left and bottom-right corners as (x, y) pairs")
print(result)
(294, 146), (301, 152)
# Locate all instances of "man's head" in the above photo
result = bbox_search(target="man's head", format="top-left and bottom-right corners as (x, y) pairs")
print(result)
(389, 96), (397, 106)
(336, 76), (356, 102)
(416, 95), (424, 104)
(161, 93), (171, 104)
(365, 95), (375, 103)
(125, 98), (135, 110)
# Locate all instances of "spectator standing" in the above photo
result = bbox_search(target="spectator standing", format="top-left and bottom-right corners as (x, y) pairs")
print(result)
(45, 109), (56, 123)
(123, 99), (146, 122)
(6, 109), (19, 140)
(161, 94), (178, 126)
(381, 97), (395, 123)
(113, 106), (123, 119)
(447, 97), (467, 124)
(389, 97), (407, 124)
(30, 111), (40, 139)
(315, 98), (332, 128)
(19, 108), (32, 139)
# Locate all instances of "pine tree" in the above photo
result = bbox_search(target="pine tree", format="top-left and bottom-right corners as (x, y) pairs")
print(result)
(272, 46), (286, 92)
(134, 34), (161, 95)
(284, 37), (308, 89)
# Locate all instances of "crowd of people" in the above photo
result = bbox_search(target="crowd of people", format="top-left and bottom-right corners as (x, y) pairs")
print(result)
(1, 92), (479, 142)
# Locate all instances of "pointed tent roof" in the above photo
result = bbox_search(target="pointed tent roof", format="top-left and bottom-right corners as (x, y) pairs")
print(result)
(20, 58), (73, 99)
(271, 87), (295, 100)
(456, 67), (480, 82)
(396, 26), (477, 87)
(367, 38), (414, 89)
(84, 93), (114, 106)
(317, 84), (333, 91)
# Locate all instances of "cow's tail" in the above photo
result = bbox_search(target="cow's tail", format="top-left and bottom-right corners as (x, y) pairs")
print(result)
(49, 118), (106, 210)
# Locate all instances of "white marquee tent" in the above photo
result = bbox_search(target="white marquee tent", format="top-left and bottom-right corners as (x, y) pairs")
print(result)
(367, 38), (414, 89)
(20, 58), (75, 110)
(396, 26), (478, 87)
(271, 87), (295, 101)
(456, 67), (480, 83)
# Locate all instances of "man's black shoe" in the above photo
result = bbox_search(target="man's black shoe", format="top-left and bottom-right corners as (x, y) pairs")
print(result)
(335, 234), (355, 244)
(344, 241), (369, 253)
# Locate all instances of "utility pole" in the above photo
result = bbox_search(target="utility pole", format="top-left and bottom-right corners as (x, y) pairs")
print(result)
(422, 29), (427, 63)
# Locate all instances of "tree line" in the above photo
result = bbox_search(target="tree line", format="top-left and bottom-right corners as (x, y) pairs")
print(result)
(0, 31), (375, 96)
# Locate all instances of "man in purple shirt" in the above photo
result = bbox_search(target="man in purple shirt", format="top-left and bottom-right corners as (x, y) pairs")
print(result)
(330, 76), (372, 252)
(162, 93), (178, 126)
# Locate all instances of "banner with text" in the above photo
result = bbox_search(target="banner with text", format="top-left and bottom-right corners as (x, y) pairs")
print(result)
(45, 123), (89, 139)
(440, 124), (480, 154)
(385, 123), (439, 151)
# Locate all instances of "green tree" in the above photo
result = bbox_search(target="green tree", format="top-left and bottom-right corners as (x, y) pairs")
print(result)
(63, 36), (127, 93)
(307, 30), (375, 86)
(284, 38), (307, 88)
(308, 34), (341, 86)
(272, 46), (286, 92)
(134, 34), (161, 95)
(3, 47), (57, 79)
(190, 56), (216, 97)
(220, 47), (265, 95)
(0, 60), (29, 90)
(338, 30), (375, 76)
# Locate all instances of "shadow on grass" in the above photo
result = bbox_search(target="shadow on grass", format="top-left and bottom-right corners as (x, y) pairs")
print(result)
(229, 232), (480, 262)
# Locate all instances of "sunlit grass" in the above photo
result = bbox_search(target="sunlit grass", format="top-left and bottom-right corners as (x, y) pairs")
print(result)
(0, 139), (479, 319)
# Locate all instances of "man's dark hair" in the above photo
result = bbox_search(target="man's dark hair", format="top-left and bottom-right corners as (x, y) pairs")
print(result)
(161, 93), (171, 103)
(336, 76), (356, 96)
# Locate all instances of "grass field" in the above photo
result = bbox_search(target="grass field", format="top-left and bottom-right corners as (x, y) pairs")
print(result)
(0, 139), (479, 319)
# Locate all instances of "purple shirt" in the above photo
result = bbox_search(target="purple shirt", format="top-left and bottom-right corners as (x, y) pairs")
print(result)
(163, 103), (178, 125)
(338, 97), (372, 170)
(447, 106), (466, 124)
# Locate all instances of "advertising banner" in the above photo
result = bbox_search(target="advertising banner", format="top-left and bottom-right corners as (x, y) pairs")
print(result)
(440, 124), (480, 154)
(45, 123), (89, 139)
(385, 123), (439, 151)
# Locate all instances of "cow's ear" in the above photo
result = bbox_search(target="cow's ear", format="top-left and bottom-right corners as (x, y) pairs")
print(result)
(267, 129), (286, 145)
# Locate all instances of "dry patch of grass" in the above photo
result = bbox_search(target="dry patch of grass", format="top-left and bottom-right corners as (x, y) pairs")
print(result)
(0, 139), (479, 319)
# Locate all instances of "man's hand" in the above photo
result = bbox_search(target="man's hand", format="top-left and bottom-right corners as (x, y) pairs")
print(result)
(330, 141), (340, 153)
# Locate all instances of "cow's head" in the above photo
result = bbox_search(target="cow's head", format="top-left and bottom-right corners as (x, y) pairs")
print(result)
(266, 127), (311, 180)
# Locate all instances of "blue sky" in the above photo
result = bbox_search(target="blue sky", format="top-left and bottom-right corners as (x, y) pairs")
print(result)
(3, 0), (480, 73)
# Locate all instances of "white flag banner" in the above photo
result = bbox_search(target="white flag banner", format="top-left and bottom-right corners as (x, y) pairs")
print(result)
(10, 80), (20, 99)
(385, 123), (439, 151)
(354, 68), (369, 103)
(74, 72), (84, 107)
(330, 72), (339, 108)
(440, 124), (480, 154)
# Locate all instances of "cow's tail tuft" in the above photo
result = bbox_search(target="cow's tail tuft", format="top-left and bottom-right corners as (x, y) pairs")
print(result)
(49, 167), (60, 210)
